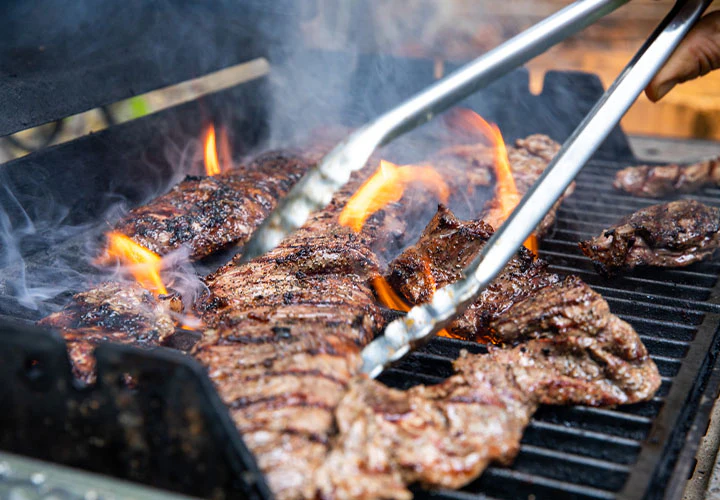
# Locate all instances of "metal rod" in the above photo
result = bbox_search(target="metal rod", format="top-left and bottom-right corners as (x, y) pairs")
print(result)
(240, 0), (630, 262)
(360, 0), (712, 378)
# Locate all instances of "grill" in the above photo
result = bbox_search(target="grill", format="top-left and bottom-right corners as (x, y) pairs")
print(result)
(2, 2), (720, 499)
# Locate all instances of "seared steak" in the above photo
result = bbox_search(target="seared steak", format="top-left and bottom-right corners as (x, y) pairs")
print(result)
(113, 151), (312, 260)
(38, 282), (179, 383)
(614, 156), (720, 198)
(387, 205), (559, 341)
(193, 169), (393, 500)
(318, 278), (659, 500)
(579, 200), (720, 275)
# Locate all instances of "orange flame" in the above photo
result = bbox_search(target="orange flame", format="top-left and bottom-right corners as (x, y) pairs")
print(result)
(204, 125), (221, 176)
(101, 232), (167, 296)
(450, 109), (538, 254)
(371, 275), (452, 338)
(339, 160), (450, 233)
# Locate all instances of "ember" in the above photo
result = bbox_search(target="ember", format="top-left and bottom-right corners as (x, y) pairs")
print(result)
(98, 232), (167, 295)
(338, 159), (449, 232)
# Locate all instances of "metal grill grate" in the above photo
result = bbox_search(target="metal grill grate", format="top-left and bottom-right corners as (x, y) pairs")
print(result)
(379, 158), (720, 500)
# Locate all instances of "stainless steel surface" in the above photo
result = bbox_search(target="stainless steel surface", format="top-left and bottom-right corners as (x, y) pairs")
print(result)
(240, 0), (630, 262)
(0, 452), (196, 500)
(360, 0), (712, 379)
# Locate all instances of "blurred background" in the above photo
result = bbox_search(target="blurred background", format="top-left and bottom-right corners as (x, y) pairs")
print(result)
(3, 0), (718, 163)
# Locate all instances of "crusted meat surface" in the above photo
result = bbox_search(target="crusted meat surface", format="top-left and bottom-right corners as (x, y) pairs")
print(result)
(579, 200), (720, 275)
(614, 156), (720, 198)
(193, 171), (392, 500)
(38, 282), (178, 383)
(113, 151), (312, 260)
(318, 277), (659, 500)
(387, 206), (559, 340)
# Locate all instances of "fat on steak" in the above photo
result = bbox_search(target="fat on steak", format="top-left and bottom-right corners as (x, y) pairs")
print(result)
(579, 199), (720, 275)
(614, 156), (720, 198)
(113, 151), (312, 260)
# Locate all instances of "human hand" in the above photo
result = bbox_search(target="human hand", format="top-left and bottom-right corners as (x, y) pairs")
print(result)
(645, 11), (720, 102)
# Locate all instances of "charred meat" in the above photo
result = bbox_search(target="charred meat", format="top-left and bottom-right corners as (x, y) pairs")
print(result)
(113, 151), (312, 260)
(38, 282), (179, 383)
(579, 200), (720, 275)
(614, 155), (720, 198)
(193, 170), (393, 500)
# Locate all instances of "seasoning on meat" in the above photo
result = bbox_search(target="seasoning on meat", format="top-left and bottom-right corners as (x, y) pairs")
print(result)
(317, 277), (659, 500)
(614, 155), (720, 198)
(38, 282), (179, 383)
(192, 168), (394, 500)
(113, 151), (313, 260)
(579, 200), (720, 275)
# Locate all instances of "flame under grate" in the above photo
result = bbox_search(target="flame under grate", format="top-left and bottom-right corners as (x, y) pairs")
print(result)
(380, 158), (720, 500)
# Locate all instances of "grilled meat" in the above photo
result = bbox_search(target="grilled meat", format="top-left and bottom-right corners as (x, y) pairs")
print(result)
(579, 200), (720, 275)
(614, 156), (720, 198)
(387, 205), (559, 341)
(38, 282), (179, 383)
(193, 170), (392, 500)
(318, 278), (659, 500)
(113, 151), (312, 260)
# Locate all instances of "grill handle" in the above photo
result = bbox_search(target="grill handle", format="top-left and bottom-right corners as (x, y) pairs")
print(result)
(240, 0), (630, 262)
(360, 0), (713, 378)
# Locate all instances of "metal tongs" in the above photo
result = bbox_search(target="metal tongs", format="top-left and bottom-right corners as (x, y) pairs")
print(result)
(243, 0), (711, 378)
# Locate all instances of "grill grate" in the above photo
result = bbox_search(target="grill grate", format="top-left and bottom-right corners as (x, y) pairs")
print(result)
(379, 158), (720, 500)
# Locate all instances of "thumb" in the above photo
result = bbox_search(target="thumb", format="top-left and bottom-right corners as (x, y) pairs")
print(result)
(645, 11), (720, 102)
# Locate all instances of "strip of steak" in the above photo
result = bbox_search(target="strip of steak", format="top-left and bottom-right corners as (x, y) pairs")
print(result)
(579, 200), (720, 275)
(317, 277), (659, 500)
(387, 205), (559, 341)
(38, 282), (179, 383)
(192, 168), (397, 500)
(614, 155), (720, 198)
(113, 151), (312, 260)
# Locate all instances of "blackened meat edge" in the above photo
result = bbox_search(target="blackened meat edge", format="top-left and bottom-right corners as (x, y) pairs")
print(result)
(614, 155), (720, 198)
(38, 282), (180, 383)
(579, 199), (720, 275)
(113, 151), (313, 260)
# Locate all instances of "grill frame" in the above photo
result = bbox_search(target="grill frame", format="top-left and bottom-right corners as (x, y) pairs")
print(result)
(1, 50), (720, 499)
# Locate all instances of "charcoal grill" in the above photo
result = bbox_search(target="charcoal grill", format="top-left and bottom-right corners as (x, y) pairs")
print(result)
(2, 2), (720, 499)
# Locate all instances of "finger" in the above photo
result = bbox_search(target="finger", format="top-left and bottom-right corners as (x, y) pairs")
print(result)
(645, 11), (720, 102)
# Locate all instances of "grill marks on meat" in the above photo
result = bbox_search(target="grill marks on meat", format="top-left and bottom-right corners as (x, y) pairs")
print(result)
(318, 277), (659, 500)
(579, 200), (720, 275)
(614, 156), (720, 198)
(387, 205), (559, 341)
(113, 151), (312, 260)
(318, 205), (659, 499)
(193, 175), (390, 500)
(38, 282), (178, 383)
